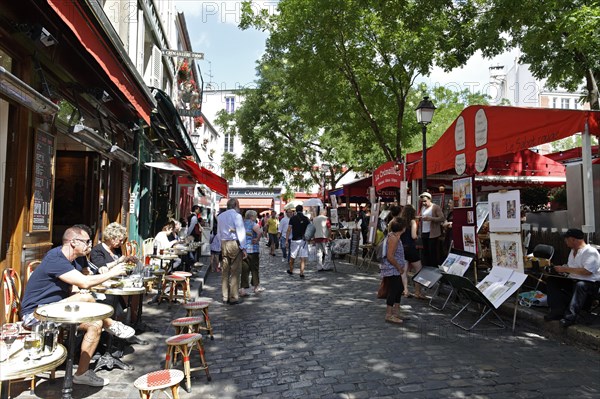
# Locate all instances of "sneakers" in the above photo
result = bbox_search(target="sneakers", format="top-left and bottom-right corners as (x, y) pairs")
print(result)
(254, 286), (265, 293)
(106, 321), (135, 339)
(286, 270), (293, 275)
(239, 288), (248, 297)
(73, 369), (110, 387)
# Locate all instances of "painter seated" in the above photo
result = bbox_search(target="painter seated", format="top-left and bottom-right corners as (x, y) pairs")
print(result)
(89, 222), (140, 275)
(544, 228), (600, 327)
(20, 226), (136, 387)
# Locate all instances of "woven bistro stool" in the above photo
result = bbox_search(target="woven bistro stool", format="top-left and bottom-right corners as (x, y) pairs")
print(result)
(165, 333), (211, 393)
(134, 369), (184, 399)
(182, 300), (214, 340)
(172, 271), (192, 301)
(159, 274), (187, 304)
(171, 316), (204, 334)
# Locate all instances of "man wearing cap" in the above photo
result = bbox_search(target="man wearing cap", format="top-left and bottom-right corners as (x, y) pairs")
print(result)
(418, 192), (445, 267)
(545, 228), (600, 327)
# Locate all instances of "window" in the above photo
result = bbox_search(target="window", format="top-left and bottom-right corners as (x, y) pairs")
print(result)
(561, 98), (570, 109)
(225, 96), (235, 114)
(552, 97), (557, 108)
(224, 133), (234, 153)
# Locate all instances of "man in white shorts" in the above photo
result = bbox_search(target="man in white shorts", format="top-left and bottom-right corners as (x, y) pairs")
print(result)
(286, 205), (310, 278)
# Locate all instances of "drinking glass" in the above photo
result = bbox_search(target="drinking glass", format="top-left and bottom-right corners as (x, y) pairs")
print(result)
(24, 334), (42, 361)
(1, 323), (19, 360)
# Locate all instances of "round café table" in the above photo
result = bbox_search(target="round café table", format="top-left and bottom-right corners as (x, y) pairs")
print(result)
(0, 344), (67, 399)
(35, 301), (113, 399)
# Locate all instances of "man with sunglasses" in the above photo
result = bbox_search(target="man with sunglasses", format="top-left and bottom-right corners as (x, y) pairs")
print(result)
(21, 225), (134, 387)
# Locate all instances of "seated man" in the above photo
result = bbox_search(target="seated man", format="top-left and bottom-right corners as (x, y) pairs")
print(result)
(20, 226), (135, 387)
(544, 228), (600, 327)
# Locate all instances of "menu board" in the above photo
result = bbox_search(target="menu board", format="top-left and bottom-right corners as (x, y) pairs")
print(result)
(30, 129), (55, 231)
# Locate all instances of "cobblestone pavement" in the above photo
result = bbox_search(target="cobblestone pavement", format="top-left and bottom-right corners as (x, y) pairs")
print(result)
(9, 250), (600, 399)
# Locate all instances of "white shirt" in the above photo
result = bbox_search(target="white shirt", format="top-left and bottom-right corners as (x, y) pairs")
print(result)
(567, 244), (600, 282)
(278, 216), (290, 239)
(421, 206), (433, 233)
(154, 231), (176, 250)
(217, 209), (247, 250)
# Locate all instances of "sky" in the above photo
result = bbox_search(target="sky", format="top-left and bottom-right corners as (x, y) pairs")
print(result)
(175, 0), (520, 98)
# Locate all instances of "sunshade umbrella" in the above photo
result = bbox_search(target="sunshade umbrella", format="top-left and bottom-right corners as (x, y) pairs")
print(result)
(302, 198), (324, 208)
(284, 200), (303, 210)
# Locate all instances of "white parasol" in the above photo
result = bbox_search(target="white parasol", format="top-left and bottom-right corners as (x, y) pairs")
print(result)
(302, 198), (324, 208)
(284, 200), (303, 210)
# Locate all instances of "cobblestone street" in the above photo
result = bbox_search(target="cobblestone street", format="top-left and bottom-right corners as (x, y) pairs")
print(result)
(9, 251), (600, 398)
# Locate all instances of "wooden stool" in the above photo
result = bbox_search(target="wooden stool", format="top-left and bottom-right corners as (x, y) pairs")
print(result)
(182, 301), (214, 340)
(172, 271), (192, 300)
(159, 274), (187, 304)
(134, 369), (184, 399)
(165, 333), (211, 392)
(171, 316), (204, 334)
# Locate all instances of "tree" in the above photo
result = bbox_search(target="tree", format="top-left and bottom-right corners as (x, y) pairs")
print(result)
(475, 0), (600, 109)
(214, 57), (355, 192)
(240, 0), (480, 163)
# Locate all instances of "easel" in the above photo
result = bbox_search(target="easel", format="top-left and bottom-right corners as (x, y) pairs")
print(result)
(444, 273), (506, 331)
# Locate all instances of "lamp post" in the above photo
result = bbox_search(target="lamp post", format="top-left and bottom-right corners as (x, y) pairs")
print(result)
(415, 96), (436, 193)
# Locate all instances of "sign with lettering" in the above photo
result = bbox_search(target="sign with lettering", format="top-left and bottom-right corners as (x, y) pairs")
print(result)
(162, 49), (205, 60)
(228, 188), (282, 198)
(373, 160), (403, 191)
(30, 129), (55, 231)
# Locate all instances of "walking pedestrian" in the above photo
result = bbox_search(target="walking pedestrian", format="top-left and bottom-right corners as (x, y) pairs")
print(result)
(313, 209), (332, 271)
(286, 204), (310, 278)
(240, 210), (264, 296)
(278, 208), (293, 262)
(217, 198), (247, 304)
(267, 211), (279, 256)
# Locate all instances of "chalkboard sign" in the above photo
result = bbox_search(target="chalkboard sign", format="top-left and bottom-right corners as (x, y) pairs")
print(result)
(350, 229), (360, 256)
(30, 129), (55, 231)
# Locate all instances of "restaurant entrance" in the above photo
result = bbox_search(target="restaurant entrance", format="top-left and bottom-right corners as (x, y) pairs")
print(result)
(52, 151), (99, 245)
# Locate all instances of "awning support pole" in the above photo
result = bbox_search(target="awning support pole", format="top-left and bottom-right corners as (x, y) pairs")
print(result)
(581, 120), (595, 234)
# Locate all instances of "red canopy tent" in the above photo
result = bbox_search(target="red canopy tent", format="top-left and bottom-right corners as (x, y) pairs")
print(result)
(407, 106), (600, 180)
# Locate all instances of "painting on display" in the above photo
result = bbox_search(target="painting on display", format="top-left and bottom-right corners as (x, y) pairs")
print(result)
(452, 177), (473, 209)
(462, 226), (477, 254)
(490, 232), (524, 273)
(488, 190), (521, 232)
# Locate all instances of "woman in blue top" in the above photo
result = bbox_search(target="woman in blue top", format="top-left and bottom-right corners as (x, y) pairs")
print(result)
(240, 210), (264, 296)
(380, 218), (408, 324)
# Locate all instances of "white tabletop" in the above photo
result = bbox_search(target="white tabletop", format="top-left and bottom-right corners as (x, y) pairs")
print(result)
(0, 343), (67, 381)
(34, 301), (113, 324)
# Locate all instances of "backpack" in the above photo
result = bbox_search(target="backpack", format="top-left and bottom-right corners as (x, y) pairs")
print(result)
(304, 222), (316, 241)
(375, 236), (388, 262)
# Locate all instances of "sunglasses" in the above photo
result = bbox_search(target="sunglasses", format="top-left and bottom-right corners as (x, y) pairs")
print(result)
(73, 238), (92, 246)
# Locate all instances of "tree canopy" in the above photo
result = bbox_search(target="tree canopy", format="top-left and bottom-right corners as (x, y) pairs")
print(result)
(475, 0), (600, 109)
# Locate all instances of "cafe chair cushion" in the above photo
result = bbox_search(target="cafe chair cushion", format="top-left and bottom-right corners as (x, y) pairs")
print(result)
(134, 368), (184, 391)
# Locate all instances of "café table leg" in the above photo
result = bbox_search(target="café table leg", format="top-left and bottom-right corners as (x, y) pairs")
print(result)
(126, 295), (151, 343)
(94, 296), (134, 372)
(61, 324), (76, 399)
(148, 259), (166, 305)
(1, 380), (9, 399)
(133, 293), (158, 333)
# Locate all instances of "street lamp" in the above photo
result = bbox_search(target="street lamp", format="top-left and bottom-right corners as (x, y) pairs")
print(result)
(321, 163), (330, 206)
(415, 96), (436, 193)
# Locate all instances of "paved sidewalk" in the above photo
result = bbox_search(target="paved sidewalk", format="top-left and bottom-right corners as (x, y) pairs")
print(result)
(9, 253), (600, 398)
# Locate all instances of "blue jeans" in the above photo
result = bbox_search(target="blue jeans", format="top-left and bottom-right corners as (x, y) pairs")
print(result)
(280, 236), (290, 260)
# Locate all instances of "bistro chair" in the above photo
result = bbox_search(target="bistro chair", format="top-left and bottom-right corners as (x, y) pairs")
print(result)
(159, 274), (188, 304)
(133, 369), (185, 399)
(171, 316), (204, 334)
(172, 271), (192, 300)
(164, 333), (211, 393)
(2, 268), (21, 324)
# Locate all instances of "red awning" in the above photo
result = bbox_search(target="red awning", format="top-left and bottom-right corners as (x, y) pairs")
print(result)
(170, 159), (228, 197)
(342, 177), (397, 199)
(218, 198), (272, 209)
(373, 160), (403, 191)
(48, 0), (153, 124)
(408, 106), (600, 180)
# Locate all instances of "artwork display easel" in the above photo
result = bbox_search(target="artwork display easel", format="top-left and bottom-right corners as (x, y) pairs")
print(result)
(444, 274), (506, 331)
(417, 248), (475, 311)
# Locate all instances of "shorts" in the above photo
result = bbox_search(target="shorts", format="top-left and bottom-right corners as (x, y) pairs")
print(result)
(404, 245), (421, 263)
(290, 240), (308, 259)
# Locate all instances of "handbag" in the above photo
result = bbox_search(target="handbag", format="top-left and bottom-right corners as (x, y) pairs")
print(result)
(377, 278), (389, 299)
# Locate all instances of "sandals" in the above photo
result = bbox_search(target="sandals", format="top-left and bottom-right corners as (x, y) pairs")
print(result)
(402, 292), (413, 298)
(414, 293), (427, 300)
(385, 315), (403, 324)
